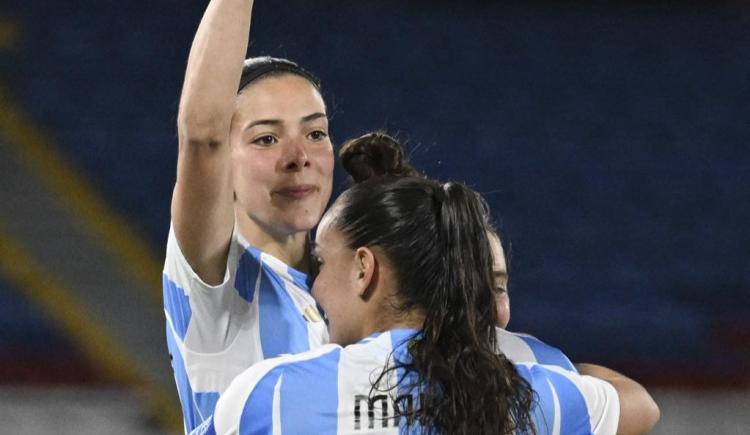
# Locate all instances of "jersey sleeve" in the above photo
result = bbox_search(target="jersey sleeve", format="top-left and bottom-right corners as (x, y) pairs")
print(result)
(163, 223), (248, 353)
(543, 365), (620, 435)
(163, 223), (259, 433)
(496, 328), (577, 372)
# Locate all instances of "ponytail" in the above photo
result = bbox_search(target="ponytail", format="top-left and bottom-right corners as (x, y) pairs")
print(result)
(333, 132), (534, 434)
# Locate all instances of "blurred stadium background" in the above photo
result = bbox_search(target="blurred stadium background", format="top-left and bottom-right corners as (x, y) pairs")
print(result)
(0, 0), (747, 433)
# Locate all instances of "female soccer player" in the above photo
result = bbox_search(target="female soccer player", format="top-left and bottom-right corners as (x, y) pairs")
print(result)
(203, 169), (659, 434)
(163, 0), (332, 430)
(339, 131), (578, 371)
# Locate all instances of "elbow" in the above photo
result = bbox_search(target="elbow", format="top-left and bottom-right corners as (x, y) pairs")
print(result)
(643, 394), (661, 432)
(617, 388), (661, 435)
(177, 113), (229, 152)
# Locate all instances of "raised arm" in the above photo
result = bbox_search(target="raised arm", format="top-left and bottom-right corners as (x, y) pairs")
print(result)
(172, 0), (255, 284)
(576, 363), (660, 435)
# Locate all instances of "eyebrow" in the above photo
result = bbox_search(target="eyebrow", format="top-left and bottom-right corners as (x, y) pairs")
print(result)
(493, 270), (508, 279)
(301, 112), (328, 123)
(244, 112), (328, 132)
(244, 119), (281, 130)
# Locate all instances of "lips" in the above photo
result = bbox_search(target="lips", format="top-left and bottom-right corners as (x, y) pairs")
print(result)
(274, 184), (317, 200)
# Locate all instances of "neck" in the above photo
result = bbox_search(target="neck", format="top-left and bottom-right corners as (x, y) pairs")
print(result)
(363, 306), (425, 339)
(235, 207), (311, 272)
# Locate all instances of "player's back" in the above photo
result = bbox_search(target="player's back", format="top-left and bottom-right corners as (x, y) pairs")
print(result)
(202, 328), (619, 435)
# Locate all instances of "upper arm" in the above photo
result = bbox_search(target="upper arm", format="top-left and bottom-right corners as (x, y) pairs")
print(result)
(171, 123), (235, 285)
(171, 0), (254, 286)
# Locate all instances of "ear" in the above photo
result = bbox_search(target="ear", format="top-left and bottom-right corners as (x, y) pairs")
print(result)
(353, 247), (376, 299)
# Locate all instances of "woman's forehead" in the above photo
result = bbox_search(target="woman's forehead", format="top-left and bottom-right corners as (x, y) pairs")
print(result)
(237, 74), (324, 112)
(488, 232), (507, 272)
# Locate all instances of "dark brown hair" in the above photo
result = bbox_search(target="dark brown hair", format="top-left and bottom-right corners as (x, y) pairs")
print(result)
(333, 132), (534, 434)
(339, 131), (420, 183)
(238, 56), (321, 93)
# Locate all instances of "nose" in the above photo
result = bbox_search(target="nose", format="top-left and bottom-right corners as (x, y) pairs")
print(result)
(281, 138), (310, 171)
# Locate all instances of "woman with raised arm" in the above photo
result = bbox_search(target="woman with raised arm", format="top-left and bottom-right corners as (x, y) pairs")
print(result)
(201, 145), (658, 434)
(163, 0), (333, 430)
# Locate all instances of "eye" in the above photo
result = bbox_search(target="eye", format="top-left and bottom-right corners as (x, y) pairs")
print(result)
(252, 135), (277, 146)
(307, 130), (328, 142)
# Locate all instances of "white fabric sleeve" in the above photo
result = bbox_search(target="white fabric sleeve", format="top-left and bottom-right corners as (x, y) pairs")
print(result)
(544, 365), (621, 435)
(164, 223), (247, 353)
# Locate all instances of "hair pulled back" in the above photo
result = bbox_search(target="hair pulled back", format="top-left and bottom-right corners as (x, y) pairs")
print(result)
(333, 133), (534, 434)
(339, 131), (419, 182)
(238, 56), (321, 93)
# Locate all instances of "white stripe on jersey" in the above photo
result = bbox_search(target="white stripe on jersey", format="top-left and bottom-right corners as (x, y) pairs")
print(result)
(546, 377), (562, 435)
(272, 375), (282, 435)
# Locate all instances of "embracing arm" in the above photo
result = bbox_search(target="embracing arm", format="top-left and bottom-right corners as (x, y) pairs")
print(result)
(172, 0), (255, 284)
(576, 363), (660, 435)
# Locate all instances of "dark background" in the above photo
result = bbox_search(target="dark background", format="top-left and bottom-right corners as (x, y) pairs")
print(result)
(2, 0), (748, 387)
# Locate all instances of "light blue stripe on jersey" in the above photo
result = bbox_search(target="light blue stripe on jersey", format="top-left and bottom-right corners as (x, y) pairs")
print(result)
(163, 274), (191, 340)
(166, 319), (220, 431)
(517, 335), (576, 372)
(546, 369), (593, 435)
(389, 329), (423, 434)
(166, 323), (197, 430)
(234, 247), (264, 303)
(515, 364), (556, 435)
(164, 273), (220, 430)
(239, 347), (341, 434)
(279, 348), (341, 434)
(286, 264), (312, 294)
(240, 366), (285, 435)
(235, 247), (311, 358)
(195, 392), (220, 428)
(191, 416), (217, 435)
(517, 364), (595, 435)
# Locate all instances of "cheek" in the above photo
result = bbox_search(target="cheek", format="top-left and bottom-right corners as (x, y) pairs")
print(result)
(315, 147), (335, 203)
(233, 149), (277, 191)
(311, 267), (348, 317)
(311, 274), (334, 311)
(312, 144), (335, 177)
(496, 293), (511, 329)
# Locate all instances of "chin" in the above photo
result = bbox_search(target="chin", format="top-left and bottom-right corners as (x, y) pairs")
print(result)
(279, 209), (324, 232)
(284, 216), (320, 233)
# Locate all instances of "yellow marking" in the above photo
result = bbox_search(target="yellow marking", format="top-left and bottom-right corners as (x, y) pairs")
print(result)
(303, 305), (323, 323)
(0, 85), (163, 298)
(0, 224), (181, 431)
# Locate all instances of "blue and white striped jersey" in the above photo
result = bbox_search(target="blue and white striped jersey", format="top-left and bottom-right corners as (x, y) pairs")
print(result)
(198, 329), (618, 435)
(163, 224), (329, 432)
(496, 327), (576, 372)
